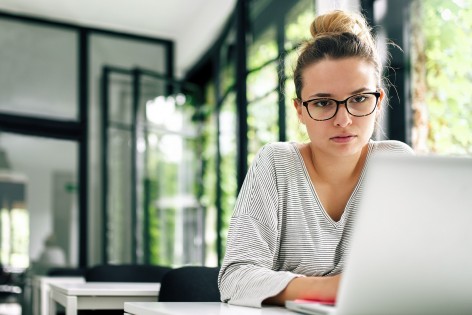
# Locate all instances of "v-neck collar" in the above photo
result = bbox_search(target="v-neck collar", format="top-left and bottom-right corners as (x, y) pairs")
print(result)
(290, 141), (373, 228)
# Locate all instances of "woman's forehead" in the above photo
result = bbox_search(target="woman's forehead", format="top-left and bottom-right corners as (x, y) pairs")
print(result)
(301, 57), (378, 96)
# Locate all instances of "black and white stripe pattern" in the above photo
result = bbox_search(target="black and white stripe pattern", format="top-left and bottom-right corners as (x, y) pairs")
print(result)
(218, 140), (414, 307)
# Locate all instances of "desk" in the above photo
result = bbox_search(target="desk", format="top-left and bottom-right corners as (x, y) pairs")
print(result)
(123, 302), (295, 315)
(49, 282), (160, 315)
(32, 276), (85, 315)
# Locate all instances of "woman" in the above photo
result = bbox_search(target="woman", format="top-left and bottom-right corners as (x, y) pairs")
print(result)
(218, 10), (414, 307)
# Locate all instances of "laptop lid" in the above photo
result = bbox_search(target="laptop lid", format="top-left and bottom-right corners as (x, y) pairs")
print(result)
(336, 155), (472, 315)
(286, 155), (472, 315)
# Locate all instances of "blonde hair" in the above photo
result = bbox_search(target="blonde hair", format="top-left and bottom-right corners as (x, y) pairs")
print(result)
(294, 10), (381, 100)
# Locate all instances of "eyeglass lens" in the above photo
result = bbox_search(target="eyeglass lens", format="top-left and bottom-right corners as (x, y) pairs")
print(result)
(305, 93), (378, 120)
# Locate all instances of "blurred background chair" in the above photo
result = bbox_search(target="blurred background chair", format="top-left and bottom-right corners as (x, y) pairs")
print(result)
(158, 266), (220, 302)
(85, 264), (171, 283)
(0, 265), (22, 303)
(47, 267), (86, 277)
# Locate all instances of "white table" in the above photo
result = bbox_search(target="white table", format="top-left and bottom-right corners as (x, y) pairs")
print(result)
(49, 282), (160, 315)
(32, 276), (85, 315)
(123, 302), (296, 315)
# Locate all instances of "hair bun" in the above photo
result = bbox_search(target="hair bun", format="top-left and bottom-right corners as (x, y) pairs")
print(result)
(310, 10), (372, 44)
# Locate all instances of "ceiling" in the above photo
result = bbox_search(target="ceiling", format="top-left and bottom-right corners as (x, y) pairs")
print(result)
(0, 0), (237, 77)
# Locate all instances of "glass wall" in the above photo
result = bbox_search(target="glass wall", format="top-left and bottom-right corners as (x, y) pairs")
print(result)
(103, 71), (134, 263)
(247, 25), (279, 162)
(89, 34), (170, 264)
(140, 76), (204, 266)
(0, 15), (83, 279)
(194, 0), (316, 262)
(100, 66), (205, 266)
(284, 1), (315, 143)
(218, 91), (238, 258)
(0, 11), (173, 271)
(200, 83), (219, 266)
(204, 18), (240, 263)
(246, 0), (315, 164)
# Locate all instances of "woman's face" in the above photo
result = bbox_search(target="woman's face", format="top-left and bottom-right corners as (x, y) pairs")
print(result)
(295, 57), (384, 159)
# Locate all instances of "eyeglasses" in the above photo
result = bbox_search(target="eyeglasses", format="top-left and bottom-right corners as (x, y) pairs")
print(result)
(300, 92), (381, 121)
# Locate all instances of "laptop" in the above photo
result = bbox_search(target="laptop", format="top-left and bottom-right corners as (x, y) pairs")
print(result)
(286, 154), (472, 315)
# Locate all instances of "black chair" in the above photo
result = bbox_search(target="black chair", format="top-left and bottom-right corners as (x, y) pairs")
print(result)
(0, 265), (22, 304)
(158, 266), (220, 302)
(48, 267), (86, 277)
(84, 264), (172, 283)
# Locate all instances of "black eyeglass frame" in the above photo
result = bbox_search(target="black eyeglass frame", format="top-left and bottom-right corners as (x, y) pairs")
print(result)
(300, 91), (381, 121)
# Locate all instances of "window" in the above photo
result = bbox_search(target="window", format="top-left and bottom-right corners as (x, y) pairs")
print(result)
(218, 92), (238, 257)
(284, 0), (315, 143)
(247, 26), (279, 162)
(411, 0), (472, 155)
(143, 86), (203, 266)
(0, 133), (78, 271)
(247, 0), (315, 160)
(0, 19), (78, 120)
(0, 11), (173, 269)
(191, 0), (316, 263)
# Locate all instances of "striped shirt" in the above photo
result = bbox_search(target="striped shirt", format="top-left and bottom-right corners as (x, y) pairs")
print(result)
(218, 140), (414, 307)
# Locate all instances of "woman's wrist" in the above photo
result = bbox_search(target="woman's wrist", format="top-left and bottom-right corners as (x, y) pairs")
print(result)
(263, 275), (340, 306)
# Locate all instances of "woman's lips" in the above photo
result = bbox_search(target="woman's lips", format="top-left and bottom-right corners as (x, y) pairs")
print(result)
(330, 135), (357, 143)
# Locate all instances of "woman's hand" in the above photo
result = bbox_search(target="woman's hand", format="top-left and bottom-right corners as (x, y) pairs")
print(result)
(263, 274), (341, 306)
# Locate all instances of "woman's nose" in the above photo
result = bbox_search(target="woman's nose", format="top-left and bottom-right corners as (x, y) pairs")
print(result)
(333, 104), (352, 127)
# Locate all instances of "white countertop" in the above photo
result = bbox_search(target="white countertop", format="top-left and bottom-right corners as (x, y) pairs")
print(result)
(124, 302), (295, 315)
(50, 282), (160, 296)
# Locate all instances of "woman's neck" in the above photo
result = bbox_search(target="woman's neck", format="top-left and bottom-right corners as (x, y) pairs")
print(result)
(308, 144), (368, 185)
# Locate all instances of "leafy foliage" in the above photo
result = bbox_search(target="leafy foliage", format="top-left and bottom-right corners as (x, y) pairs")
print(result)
(421, 0), (472, 154)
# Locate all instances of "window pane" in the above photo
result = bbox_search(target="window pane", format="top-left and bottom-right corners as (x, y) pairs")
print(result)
(0, 181), (28, 268)
(219, 92), (237, 255)
(0, 19), (78, 119)
(109, 73), (134, 125)
(284, 0), (314, 51)
(219, 26), (237, 95)
(411, 0), (472, 155)
(247, 91), (279, 163)
(201, 83), (218, 266)
(247, 62), (278, 103)
(0, 133), (78, 272)
(248, 26), (278, 70)
(283, 0), (315, 143)
(107, 128), (133, 263)
(89, 34), (169, 264)
(140, 79), (204, 266)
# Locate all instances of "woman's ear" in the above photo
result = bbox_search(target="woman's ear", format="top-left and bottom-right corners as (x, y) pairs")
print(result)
(293, 98), (305, 125)
(376, 88), (385, 114)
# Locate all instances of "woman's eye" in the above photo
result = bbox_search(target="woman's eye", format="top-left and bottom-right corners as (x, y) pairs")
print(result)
(352, 95), (367, 103)
(314, 100), (331, 107)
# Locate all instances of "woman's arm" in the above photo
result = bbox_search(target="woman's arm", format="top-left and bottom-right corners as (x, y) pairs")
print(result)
(219, 145), (294, 307)
(264, 274), (341, 306)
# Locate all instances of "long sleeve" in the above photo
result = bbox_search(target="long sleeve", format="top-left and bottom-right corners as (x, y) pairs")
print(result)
(218, 145), (300, 307)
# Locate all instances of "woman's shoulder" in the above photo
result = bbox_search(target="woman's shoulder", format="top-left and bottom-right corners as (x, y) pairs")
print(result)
(250, 142), (302, 174)
(369, 140), (415, 155)
(255, 141), (299, 159)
